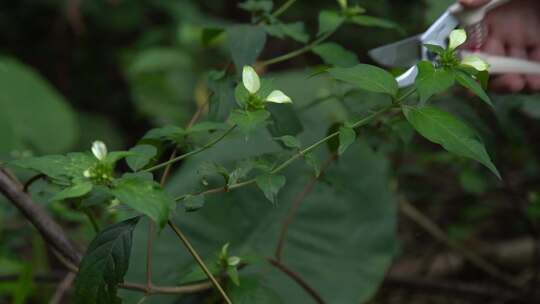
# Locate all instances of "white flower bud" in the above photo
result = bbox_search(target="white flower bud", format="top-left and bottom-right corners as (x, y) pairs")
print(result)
(242, 66), (260, 94)
(265, 90), (292, 104)
(227, 256), (241, 267)
(449, 29), (467, 51)
(91, 141), (108, 161)
(461, 55), (490, 71)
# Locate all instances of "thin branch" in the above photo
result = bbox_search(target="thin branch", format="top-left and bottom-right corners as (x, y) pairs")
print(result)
(176, 105), (394, 202)
(271, 0), (298, 18)
(167, 220), (232, 304)
(49, 272), (76, 304)
(275, 155), (336, 261)
(119, 281), (213, 295)
(0, 168), (81, 264)
(259, 26), (340, 67)
(144, 124), (237, 173)
(267, 258), (325, 304)
(23, 173), (46, 192)
(399, 198), (521, 288)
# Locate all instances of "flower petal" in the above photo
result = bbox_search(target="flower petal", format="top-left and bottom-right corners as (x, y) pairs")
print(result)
(461, 55), (490, 71)
(242, 66), (260, 94)
(265, 90), (292, 104)
(91, 140), (108, 160)
(449, 29), (467, 50)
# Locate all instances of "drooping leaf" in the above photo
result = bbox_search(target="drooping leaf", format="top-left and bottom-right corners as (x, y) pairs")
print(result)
(51, 182), (93, 202)
(227, 266), (241, 286)
(229, 110), (271, 134)
(226, 25), (267, 71)
(403, 105), (500, 178)
(255, 174), (286, 204)
(318, 10), (345, 36)
(312, 43), (359, 67)
(415, 61), (455, 104)
(338, 126), (356, 155)
(329, 64), (398, 97)
(75, 217), (140, 304)
(455, 70), (493, 107)
(126, 145), (158, 172)
(111, 177), (173, 228)
(11, 153), (96, 181)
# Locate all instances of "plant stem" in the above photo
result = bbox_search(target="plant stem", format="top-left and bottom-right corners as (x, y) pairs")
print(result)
(83, 209), (100, 233)
(167, 220), (232, 304)
(271, 0), (298, 18)
(145, 221), (155, 289)
(267, 258), (325, 304)
(176, 104), (394, 202)
(259, 24), (340, 67)
(144, 125), (237, 173)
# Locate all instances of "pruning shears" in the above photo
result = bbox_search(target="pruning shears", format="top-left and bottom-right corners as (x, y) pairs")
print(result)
(368, 0), (540, 88)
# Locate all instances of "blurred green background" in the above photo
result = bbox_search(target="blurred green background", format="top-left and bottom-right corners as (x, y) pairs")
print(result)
(2, 0), (540, 303)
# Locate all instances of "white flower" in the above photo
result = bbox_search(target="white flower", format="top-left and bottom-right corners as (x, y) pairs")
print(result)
(265, 90), (292, 104)
(461, 55), (490, 71)
(242, 65), (293, 104)
(83, 169), (92, 178)
(242, 66), (260, 94)
(227, 256), (241, 267)
(91, 140), (107, 161)
(337, 0), (348, 9)
(449, 29), (467, 51)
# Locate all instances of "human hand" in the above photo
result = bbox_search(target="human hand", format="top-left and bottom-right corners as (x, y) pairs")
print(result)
(459, 0), (540, 92)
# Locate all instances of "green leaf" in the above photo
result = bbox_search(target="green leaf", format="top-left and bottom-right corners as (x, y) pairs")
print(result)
(255, 174), (286, 204)
(415, 61), (455, 104)
(111, 177), (173, 228)
(349, 15), (399, 31)
(104, 151), (136, 167)
(188, 121), (229, 133)
(0, 57), (78, 154)
(228, 276), (283, 304)
(403, 106), (500, 178)
(226, 25), (267, 71)
(201, 28), (225, 47)
(229, 110), (271, 134)
(456, 71), (493, 107)
(182, 194), (205, 212)
(328, 64), (398, 97)
(180, 261), (221, 284)
(227, 266), (241, 286)
(265, 22), (309, 43)
(304, 153), (321, 177)
(11, 153), (96, 181)
(338, 126), (356, 155)
(51, 182), (93, 202)
(276, 135), (301, 149)
(318, 10), (344, 36)
(126, 145), (157, 172)
(266, 104), (303, 137)
(143, 125), (185, 142)
(312, 43), (359, 67)
(424, 44), (445, 55)
(75, 217), (140, 304)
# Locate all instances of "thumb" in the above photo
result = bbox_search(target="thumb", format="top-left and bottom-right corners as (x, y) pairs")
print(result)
(459, 0), (491, 7)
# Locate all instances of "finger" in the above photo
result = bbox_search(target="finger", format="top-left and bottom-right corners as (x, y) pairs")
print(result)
(526, 47), (540, 91)
(483, 39), (526, 92)
(459, 0), (490, 8)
